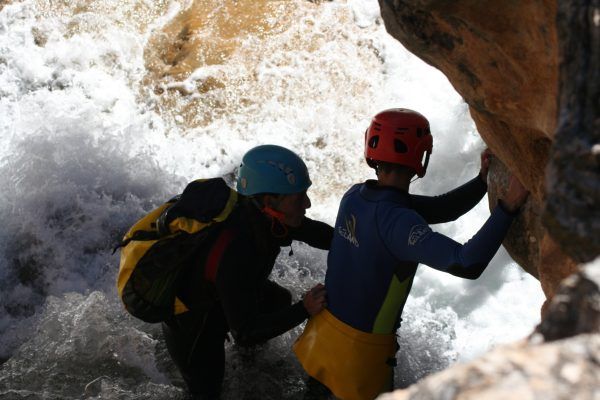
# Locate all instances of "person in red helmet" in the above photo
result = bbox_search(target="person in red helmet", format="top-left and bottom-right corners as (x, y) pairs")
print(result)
(294, 108), (529, 400)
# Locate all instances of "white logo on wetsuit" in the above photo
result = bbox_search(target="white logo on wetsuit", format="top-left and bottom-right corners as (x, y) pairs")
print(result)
(338, 214), (359, 247)
(408, 224), (431, 246)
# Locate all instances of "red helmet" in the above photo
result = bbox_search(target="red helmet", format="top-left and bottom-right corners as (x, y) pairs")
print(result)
(364, 108), (433, 177)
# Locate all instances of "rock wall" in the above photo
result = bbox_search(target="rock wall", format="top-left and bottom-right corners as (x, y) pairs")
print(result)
(378, 0), (558, 200)
(544, 1), (600, 263)
(379, 258), (600, 400)
(378, 0), (598, 306)
(535, 259), (600, 341)
(487, 158), (578, 305)
(379, 334), (600, 400)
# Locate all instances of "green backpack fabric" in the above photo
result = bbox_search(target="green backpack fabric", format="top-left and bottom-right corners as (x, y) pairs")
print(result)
(116, 178), (238, 323)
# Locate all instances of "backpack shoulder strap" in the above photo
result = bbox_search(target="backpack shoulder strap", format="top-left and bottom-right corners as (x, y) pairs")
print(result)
(204, 228), (238, 283)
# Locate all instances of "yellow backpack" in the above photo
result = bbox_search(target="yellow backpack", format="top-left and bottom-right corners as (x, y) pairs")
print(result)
(116, 178), (238, 323)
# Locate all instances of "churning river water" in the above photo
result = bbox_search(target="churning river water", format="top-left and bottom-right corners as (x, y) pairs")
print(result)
(0, 0), (544, 398)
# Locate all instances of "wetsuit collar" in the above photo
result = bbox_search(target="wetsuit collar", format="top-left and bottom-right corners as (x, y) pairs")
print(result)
(359, 180), (411, 207)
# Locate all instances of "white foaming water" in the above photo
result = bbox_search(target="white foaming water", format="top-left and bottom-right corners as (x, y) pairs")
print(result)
(0, 0), (544, 398)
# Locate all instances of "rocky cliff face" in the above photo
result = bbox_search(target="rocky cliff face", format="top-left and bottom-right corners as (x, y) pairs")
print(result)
(544, 1), (600, 264)
(380, 334), (600, 400)
(378, 0), (598, 308)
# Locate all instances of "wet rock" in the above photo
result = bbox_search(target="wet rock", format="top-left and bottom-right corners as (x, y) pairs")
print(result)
(487, 158), (542, 280)
(535, 257), (600, 342)
(487, 157), (578, 309)
(31, 27), (48, 47)
(543, 1), (600, 263)
(378, 259), (600, 400)
(378, 333), (600, 400)
(0, 1), (10, 13)
(378, 0), (558, 200)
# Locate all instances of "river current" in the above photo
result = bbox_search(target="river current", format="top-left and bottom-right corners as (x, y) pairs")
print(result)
(0, 1), (543, 398)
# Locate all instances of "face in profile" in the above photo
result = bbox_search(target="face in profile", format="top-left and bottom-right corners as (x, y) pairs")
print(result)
(271, 191), (311, 227)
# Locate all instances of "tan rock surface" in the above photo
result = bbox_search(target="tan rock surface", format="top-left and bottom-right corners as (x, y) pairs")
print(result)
(487, 157), (578, 307)
(378, 334), (600, 400)
(535, 258), (600, 341)
(378, 0), (558, 200)
(378, 258), (600, 399)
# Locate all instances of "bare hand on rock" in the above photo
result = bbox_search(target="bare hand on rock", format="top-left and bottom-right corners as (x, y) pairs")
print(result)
(479, 148), (493, 183)
(501, 175), (529, 213)
(303, 283), (327, 316)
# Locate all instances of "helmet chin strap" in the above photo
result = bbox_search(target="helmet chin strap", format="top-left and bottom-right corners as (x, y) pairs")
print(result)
(262, 206), (289, 238)
(262, 206), (285, 221)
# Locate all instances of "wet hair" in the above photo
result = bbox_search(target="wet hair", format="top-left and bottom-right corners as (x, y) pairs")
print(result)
(248, 193), (284, 209)
(375, 161), (416, 176)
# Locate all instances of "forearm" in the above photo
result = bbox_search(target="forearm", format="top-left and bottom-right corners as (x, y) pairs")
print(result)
(411, 175), (487, 224)
(289, 217), (334, 250)
(446, 204), (514, 279)
(231, 301), (308, 346)
(396, 204), (515, 280)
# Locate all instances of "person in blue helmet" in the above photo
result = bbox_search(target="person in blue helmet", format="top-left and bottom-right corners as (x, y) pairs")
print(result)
(294, 109), (529, 400)
(162, 145), (333, 400)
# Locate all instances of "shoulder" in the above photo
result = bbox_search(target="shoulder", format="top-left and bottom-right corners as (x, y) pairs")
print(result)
(377, 204), (431, 243)
(377, 199), (420, 220)
(341, 183), (362, 200)
(378, 203), (426, 227)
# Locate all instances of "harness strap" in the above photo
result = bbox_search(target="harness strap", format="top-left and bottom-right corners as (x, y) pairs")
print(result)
(112, 230), (161, 254)
(204, 228), (237, 283)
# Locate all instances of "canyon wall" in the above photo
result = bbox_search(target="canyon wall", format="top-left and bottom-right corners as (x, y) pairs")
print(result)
(379, 257), (600, 400)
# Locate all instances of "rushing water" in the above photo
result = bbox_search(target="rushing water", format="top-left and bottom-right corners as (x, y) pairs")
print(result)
(0, 0), (544, 398)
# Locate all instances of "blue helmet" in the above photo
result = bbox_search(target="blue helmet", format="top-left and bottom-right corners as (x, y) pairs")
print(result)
(236, 145), (312, 196)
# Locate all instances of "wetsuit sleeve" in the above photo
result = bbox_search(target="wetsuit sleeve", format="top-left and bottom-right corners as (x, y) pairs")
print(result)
(378, 203), (514, 279)
(215, 236), (308, 346)
(410, 175), (487, 224)
(288, 217), (334, 250)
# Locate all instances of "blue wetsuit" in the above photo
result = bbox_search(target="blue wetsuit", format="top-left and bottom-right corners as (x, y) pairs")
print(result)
(326, 175), (515, 334)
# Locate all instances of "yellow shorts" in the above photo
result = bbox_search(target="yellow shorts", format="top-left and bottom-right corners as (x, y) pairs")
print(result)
(293, 309), (396, 400)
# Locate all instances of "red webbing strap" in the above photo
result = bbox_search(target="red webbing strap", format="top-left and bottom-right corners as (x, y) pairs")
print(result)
(204, 229), (237, 283)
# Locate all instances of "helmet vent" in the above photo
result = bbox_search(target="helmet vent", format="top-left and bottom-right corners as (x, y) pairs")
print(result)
(368, 136), (379, 148)
(395, 128), (408, 134)
(373, 123), (382, 131)
(394, 139), (408, 153)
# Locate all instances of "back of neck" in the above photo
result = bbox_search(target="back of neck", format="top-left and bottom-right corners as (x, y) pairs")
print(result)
(376, 172), (411, 192)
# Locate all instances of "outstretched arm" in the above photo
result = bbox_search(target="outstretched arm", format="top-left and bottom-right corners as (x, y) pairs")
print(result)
(383, 173), (529, 279)
(410, 175), (487, 224)
(383, 205), (511, 279)
(410, 150), (491, 224)
(288, 217), (334, 250)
